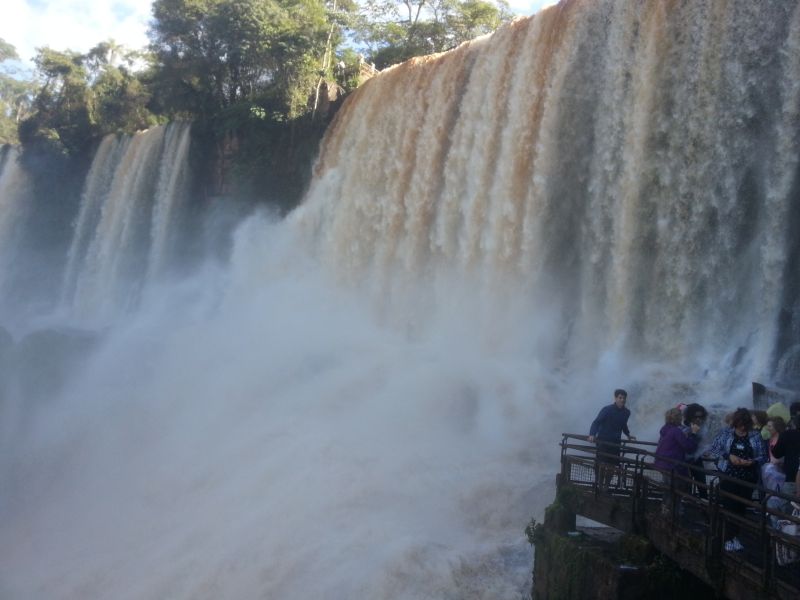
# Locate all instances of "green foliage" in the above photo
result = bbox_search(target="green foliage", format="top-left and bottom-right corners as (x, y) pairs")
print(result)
(9, 0), (511, 157)
(6, 0), (511, 210)
(525, 518), (545, 545)
(0, 39), (36, 145)
(20, 48), (94, 153)
(19, 42), (156, 154)
(88, 45), (158, 134)
(333, 47), (364, 93)
(356, 0), (513, 69)
(0, 39), (18, 63)
(149, 0), (332, 121)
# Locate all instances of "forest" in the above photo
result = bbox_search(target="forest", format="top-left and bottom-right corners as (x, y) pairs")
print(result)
(0, 0), (513, 155)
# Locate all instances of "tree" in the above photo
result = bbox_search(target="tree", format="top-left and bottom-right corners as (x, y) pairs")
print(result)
(19, 42), (155, 154)
(149, 0), (331, 121)
(0, 39), (36, 145)
(19, 48), (94, 153)
(356, 0), (512, 69)
(85, 41), (156, 134)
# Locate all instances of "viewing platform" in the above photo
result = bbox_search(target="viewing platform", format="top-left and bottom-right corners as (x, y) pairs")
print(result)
(532, 434), (800, 600)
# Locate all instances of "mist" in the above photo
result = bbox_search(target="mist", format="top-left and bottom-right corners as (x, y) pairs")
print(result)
(0, 212), (565, 598)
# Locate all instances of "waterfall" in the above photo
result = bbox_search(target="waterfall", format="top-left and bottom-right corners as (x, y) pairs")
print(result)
(0, 146), (32, 306)
(4, 2), (800, 600)
(145, 123), (193, 283)
(62, 122), (192, 321)
(297, 0), (800, 381)
(61, 134), (132, 306)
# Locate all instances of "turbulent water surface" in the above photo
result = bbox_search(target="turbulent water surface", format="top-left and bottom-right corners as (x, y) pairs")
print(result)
(2, 0), (800, 598)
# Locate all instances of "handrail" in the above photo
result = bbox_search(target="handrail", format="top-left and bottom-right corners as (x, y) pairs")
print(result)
(563, 433), (800, 511)
(567, 432), (659, 447)
(561, 433), (800, 519)
(558, 433), (800, 596)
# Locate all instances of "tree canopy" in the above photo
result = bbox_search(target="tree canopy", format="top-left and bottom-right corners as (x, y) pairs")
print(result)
(0, 39), (36, 145)
(148, 0), (334, 120)
(356, 0), (513, 69)
(8, 0), (512, 154)
(18, 43), (156, 154)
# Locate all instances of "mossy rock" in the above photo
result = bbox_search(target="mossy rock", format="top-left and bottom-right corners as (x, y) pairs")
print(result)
(544, 501), (576, 533)
(619, 534), (654, 565)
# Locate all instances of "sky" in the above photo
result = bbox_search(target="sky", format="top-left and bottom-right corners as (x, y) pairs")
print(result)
(2, 0), (557, 69)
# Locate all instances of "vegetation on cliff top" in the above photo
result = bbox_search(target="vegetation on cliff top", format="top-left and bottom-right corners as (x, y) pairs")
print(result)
(1, 0), (512, 148)
(0, 0), (512, 208)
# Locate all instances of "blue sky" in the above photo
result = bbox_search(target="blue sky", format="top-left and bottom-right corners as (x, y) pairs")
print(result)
(2, 0), (557, 68)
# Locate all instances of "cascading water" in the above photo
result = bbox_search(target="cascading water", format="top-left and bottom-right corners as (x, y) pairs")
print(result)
(62, 122), (193, 322)
(298, 0), (800, 382)
(2, 1), (800, 599)
(0, 146), (33, 308)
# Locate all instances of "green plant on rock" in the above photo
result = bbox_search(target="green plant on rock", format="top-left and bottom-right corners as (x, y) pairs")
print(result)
(525, 518), (545, 545)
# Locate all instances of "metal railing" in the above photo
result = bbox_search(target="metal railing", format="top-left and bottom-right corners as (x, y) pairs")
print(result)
(559, 433), (800, 595)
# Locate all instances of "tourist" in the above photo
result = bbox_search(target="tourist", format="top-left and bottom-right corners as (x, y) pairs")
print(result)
(588, 389), (636, 490)
(654, 407), (700, 512)
(707, 408), (768, 552)
(767, 401), (791, 425)
(655, 408), (700, 474)
(772, 418), (800, 498)
(751, 409), (770, 493)
(791, 402), (800, 429)
(706, 412), (733, 472)
(761, 416), (786, 493)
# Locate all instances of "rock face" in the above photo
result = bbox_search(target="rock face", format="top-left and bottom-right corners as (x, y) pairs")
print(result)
(531, 499), (713, 599)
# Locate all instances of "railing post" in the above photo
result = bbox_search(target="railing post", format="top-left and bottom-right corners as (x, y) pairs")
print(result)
(761, 492), (771, 593)
(706, 479), (725, 593)
(632, 454), (643, 533)
(669, 467), (676, 528)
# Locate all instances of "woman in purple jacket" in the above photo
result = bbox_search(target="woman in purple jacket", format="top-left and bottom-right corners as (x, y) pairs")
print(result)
(655, 408), (701, 474)
(654, 408), (701, 514)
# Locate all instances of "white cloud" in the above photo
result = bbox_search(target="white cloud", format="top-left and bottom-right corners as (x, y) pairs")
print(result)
(2, 0), (151, 66)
